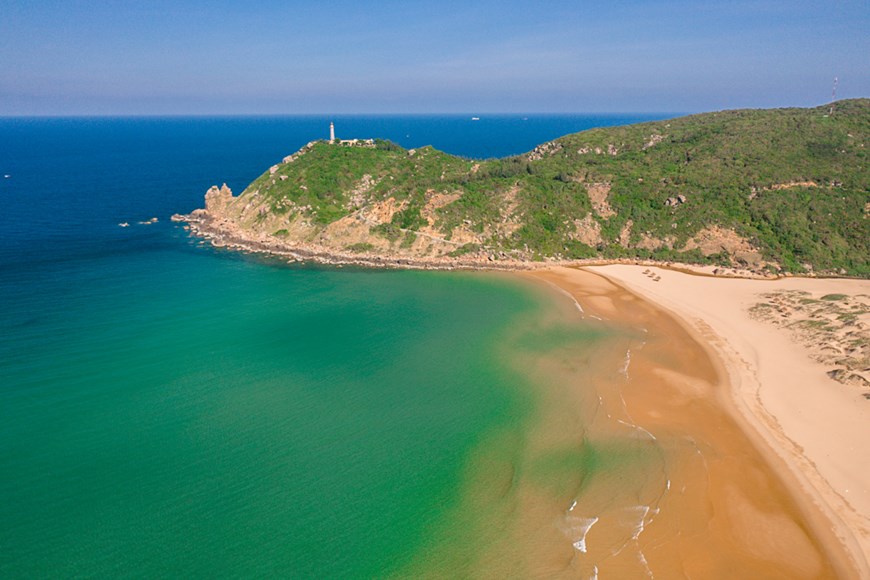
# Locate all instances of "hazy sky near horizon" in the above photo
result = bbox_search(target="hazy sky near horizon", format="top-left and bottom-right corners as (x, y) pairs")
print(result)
(1, 0), (867, 115)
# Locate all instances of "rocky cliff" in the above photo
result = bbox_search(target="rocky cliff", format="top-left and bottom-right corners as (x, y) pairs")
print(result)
(180, 100), (870, 276)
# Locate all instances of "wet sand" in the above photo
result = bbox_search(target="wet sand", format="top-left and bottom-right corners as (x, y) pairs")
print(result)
(520, 267), (861, 578)
(585, 264), (870, 577)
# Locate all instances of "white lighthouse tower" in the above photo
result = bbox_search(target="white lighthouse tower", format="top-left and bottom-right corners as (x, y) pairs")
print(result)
(329, 121), (335, 142)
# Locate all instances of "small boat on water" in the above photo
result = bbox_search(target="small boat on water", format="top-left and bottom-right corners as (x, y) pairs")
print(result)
(471, 117), (480, 121)
(118, 222), (129, 227)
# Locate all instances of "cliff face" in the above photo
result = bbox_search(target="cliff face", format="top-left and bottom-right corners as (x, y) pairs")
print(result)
(185, 100), (870, 276)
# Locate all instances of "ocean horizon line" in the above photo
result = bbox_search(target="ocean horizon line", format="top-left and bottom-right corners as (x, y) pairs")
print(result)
(0, 111), (686, 120)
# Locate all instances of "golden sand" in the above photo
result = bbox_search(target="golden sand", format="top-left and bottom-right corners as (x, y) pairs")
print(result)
(522, 267), (859, 578)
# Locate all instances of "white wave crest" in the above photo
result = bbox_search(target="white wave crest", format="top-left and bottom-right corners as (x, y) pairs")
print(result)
(619, 348), (631, 379)
(561, 515), (599, 553)
(616, 418), (657, 441)
(542, 280), (584, 315)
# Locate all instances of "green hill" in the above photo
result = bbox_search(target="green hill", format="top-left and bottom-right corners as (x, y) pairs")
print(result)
(189, 100), (870, 276)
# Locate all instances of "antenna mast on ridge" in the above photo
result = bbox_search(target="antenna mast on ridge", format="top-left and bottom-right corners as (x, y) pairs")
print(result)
(829, 77), (838, 116)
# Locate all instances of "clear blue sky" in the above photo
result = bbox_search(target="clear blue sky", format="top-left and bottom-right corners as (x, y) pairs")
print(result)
(1, 0), (867, 115)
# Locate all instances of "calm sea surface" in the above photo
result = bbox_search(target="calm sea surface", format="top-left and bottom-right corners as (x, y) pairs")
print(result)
(0, 114), (668, 576)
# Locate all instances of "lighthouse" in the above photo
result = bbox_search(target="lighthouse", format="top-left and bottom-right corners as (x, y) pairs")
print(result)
(329, 121), (335, 142)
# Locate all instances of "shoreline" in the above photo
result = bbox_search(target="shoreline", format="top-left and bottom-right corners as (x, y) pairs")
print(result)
(583, 264), (870, 577)
(176, 210), (810, 279)
(175, 211), (534, 271)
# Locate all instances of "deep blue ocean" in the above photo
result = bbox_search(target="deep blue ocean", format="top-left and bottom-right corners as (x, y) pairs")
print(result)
(0, 113), (669, 576)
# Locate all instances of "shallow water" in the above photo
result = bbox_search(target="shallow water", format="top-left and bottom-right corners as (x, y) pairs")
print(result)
(396, 282), (673, 577)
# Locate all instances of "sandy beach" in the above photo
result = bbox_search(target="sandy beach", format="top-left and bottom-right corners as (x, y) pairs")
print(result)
(557, 265), (870, 577)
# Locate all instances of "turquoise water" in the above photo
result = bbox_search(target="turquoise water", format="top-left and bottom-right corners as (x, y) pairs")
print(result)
(0, 115), (667, 576)
(1, 249), (539, 576)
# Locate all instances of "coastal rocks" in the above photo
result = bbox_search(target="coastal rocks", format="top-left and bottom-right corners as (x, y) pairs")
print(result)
(614, 222), (673, 253)
(586, 182), (616, 218)
(491, 184), (523, 238)
(421, 191), (461, 227)
(635, 233), (674, 251)
(119, 218), (158, 227)
(361, 197), (406, 225)
(527, 141), (563, 161)
(204, 183), (234, 214)
(179, 208), (534, 272)
(175, 204), (791, 280)
(643, 133), (666, 150)
(664, 194), (687, 207)
(747, 180), (824, 200)
(619, 220), (634, 248)
(570, 213), (604, 247)
(282, 141), (317, 164)
(320, 214), (391, 253)
(345, 174), (379, 210)
(682, 226), (763, 265)
(448, 224), (482, 246)
(766, 180), (820, 191)
(576, 144), (619, 156)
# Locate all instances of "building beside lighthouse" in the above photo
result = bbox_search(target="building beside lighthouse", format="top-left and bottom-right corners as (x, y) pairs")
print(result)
(326, 120), (375, 148)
